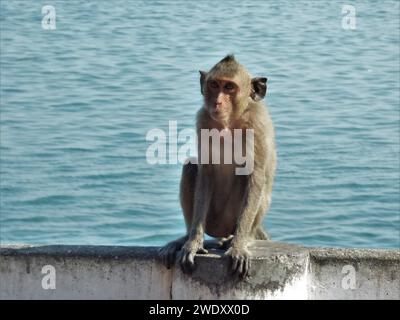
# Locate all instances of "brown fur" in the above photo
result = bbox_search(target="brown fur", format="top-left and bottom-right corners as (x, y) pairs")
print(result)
(159, 55), (277, 278)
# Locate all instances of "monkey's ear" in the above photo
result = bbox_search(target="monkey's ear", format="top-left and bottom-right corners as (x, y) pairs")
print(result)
(251, 77), (268, 101)
(199, 70), (207, 95)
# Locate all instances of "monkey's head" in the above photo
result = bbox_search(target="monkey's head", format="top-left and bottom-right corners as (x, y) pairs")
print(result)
(200, 55), (267, 125)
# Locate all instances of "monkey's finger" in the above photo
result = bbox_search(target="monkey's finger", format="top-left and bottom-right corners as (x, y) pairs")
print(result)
(180, 251), (193, 274)
(236, 258), (244, 278)
(239, 258), (249, 279)
(187, 253), (196, 273)
(244, 258), (251, 278)
(179, 251), (188, 273)
(231, 256), (239, 274)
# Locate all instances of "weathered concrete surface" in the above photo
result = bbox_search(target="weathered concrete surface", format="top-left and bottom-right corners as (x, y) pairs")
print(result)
(0, 245), (171, 299)
(308, 248), (400, 299)
(0, 241), (399, 300)
(172, 242), (309, 299)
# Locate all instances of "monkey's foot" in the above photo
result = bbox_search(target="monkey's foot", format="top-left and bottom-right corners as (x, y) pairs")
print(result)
(203, 235), (234, 250)
(217, 235), (234, 250)
(178, 240), (208, 274)
(158, 236), (187, 269)
(224, 246), (251, 279)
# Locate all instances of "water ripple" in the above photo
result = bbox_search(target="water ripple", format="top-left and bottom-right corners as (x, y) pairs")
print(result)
(0, 0), (399, 248)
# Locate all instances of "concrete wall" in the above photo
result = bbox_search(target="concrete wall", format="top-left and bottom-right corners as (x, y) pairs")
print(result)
(0, 241), (399, 300)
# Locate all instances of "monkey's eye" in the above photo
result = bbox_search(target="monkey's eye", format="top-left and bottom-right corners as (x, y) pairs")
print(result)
(209, 81), (219, 89)
(224, 82), (235, 91)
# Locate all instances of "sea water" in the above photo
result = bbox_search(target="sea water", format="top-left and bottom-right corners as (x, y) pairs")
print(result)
(0, 1), (399, 248)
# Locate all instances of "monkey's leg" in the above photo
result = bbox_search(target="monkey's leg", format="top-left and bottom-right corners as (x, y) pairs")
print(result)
(252, 201), (271, 240)
(158, 159), (197, 269)
(179, 165), (213, 274)
(253, 186), (273, 241)
(180, 159), (198, 230)
(255, 227), (269, 240)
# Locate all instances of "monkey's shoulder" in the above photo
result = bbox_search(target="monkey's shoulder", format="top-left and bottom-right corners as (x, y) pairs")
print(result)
(244, 101), (271, 125)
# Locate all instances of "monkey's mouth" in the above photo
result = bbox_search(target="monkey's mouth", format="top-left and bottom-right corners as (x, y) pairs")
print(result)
(210, 110), (228, 124)
(210, 110), (223, 118)
(211, 107), (224, 115)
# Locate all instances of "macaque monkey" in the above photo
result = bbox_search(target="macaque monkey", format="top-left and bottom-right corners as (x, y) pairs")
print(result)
(159, 55), (276, 278)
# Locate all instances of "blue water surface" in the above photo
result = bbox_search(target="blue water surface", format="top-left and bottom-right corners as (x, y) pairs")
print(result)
(0, 0), (399, 248)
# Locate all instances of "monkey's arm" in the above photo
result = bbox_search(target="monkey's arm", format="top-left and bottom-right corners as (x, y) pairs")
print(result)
(179, 166), (213, 273)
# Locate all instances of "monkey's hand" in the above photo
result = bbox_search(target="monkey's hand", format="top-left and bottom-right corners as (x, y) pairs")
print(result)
(179, 239), (208, 274)
(224, 245), (251, 279)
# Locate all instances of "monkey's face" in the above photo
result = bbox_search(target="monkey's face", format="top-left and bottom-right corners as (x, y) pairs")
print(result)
(199, 55), (267, 125)
(204, 77), (242, 123)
